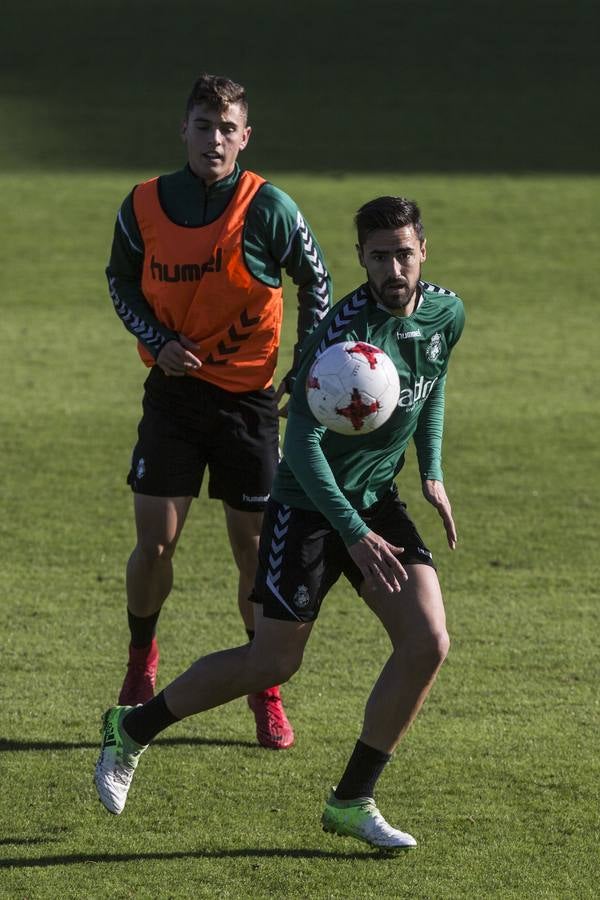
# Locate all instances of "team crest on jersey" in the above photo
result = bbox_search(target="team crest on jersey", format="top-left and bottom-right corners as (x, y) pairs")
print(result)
(293, 585), (310, 609)
(425, 333), (443, 361)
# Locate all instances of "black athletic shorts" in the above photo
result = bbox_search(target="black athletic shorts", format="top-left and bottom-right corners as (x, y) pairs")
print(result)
(127, 367), (280, 511)
(251, 486), (435, 622)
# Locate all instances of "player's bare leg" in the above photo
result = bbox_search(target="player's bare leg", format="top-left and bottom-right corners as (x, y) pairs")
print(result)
(127, 494), (192, 616)
(95, 608), (312, 814)
(163, 605), (312, 717)
(118, 494), (192, 705)
(223, 502), (296, 749)
(359, 564), (449, 752)
(222, 503), (262, 631)
(322, 565), (447, 850)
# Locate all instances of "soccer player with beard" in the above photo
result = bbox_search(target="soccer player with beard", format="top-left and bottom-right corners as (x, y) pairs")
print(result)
(96, 196), (465, 851)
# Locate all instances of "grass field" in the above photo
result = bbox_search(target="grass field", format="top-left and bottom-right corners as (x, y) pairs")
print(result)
(0, 169), (599, 897)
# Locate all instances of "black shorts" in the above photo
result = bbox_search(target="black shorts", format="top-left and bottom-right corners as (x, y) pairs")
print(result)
(127, 367), (280, 511)
(251, 486), (435, 622)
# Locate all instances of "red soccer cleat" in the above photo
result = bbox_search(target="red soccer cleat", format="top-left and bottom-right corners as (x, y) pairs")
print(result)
(247, 686), (295, 750)
(118, 638), (160, 705)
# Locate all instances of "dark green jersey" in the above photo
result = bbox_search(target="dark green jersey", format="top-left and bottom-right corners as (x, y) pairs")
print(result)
(275, 281), (465, 544)
(107, 163), (331, 382)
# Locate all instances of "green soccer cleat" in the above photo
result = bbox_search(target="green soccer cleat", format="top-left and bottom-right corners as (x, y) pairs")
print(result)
(94, 705), (148, 815)
(321, 790), (417, 851)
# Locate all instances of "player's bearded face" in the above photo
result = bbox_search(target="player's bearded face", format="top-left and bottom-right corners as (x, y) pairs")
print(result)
(182, 102), (251, 185)
(357, 226), (427, 315)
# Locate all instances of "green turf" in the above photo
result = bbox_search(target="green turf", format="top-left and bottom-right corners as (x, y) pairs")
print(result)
(2, 3), (599, 894)
(1, 170), (599, 897)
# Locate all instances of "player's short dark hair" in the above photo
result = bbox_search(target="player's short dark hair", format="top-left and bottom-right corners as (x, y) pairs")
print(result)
(355, 197), (425, 245)
(185, 73), (248, 119)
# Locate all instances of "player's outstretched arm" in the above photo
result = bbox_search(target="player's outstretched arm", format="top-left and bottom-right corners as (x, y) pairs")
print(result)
(422, 479), (457, 550)
(347, 531), (408, 594)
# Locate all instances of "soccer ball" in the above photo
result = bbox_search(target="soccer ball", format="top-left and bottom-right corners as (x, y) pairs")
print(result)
(306, 341), (400, 435)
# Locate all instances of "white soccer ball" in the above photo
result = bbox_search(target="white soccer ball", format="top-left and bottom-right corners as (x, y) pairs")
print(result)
(306, 341), (400, 435)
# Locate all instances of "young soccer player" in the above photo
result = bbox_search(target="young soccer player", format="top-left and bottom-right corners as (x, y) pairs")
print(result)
(106, 73), (330, 749)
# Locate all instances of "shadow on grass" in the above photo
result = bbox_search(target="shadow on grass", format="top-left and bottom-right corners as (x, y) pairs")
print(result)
(0, 736), (257, 752)
(0, 847), (397, 867)
(1, 0), (599, 173)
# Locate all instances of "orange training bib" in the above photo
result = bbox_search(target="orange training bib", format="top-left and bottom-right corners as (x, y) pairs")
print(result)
(133, 171), (283, 392)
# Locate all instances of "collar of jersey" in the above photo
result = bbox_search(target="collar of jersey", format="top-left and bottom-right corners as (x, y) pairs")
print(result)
(184, 161), (241, 196)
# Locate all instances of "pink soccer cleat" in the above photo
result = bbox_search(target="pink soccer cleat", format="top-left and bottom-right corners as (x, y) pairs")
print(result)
(247, 686), (295, 750)
(118, 637), (160, 706)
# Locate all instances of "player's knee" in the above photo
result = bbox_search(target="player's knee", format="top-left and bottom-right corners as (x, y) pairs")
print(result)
(277, 648), (304, 683)
(435, 628), (451, 665)
(405, 627), (450, 675)
(248, 643), (303, 687)
(227, 530), (260, 579)
(267, 652), (303, 686)
(235, 546), (259, 580)
(135, 536), (178, 564)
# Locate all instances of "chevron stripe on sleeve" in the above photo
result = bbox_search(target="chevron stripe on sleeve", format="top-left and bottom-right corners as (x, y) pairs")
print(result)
(316, 287), (369, 356)
(108, 275), (169, 357)
(295, 211), (330, 319)
(419, 280), (456, 297)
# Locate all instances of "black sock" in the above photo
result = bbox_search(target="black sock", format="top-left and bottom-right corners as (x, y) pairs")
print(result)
(334, 739), (392, 801)
(246, 628), (255, 641)
(123, 691), (179, 745)
(128, 609), (160, 648)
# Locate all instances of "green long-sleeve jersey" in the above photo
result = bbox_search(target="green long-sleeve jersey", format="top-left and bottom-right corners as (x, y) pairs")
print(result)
(274, 280), (465, 545)
(107, 163), (331, 381)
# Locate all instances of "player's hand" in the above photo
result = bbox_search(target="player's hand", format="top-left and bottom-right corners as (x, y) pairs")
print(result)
(422, 479), (457, 549)
(347, 530), (408, 594)
(157, 337), (202, 377)
(274, 378), (289, 418)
